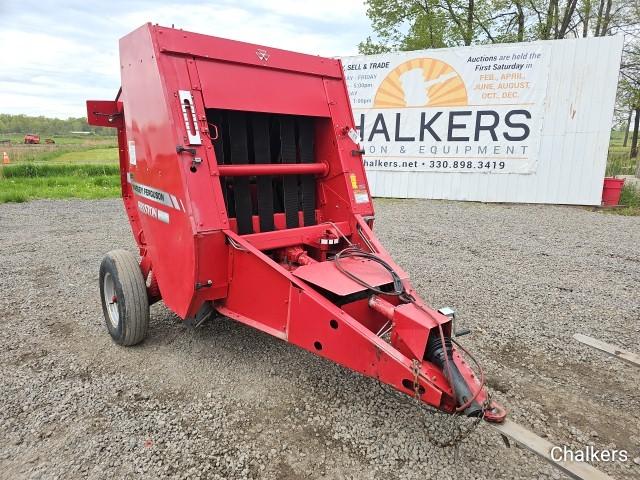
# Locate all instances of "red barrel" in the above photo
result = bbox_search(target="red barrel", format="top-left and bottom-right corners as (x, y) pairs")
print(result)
(602, 177), (625, 206)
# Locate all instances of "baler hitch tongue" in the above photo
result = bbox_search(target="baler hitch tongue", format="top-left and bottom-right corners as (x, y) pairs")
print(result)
(366, 292), (504, 422)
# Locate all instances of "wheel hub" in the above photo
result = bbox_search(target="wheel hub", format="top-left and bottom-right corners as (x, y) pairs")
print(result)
(103, 272), (119, 328)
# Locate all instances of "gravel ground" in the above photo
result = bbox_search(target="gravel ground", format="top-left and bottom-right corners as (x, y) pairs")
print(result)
(0, 198), (638, 480)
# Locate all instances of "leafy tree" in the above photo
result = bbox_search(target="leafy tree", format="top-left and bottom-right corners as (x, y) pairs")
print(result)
(360, 0), (637, 52)
(359, 0), (497, 52)
(0, 114), (115, 136)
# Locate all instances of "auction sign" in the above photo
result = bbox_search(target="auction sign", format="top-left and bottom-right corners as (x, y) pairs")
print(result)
(341, 44), (551, 174)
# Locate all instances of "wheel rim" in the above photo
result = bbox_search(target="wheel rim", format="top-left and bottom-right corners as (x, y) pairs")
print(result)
(103, 272), (119, 329)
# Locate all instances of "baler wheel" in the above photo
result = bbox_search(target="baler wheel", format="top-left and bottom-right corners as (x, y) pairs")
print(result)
(99, 249), (149, 346)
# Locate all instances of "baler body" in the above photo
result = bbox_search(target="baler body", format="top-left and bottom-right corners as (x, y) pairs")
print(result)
(87, 23), (504, 421)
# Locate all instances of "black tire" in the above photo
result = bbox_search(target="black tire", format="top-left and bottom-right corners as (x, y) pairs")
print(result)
(99, 249), (149, 346)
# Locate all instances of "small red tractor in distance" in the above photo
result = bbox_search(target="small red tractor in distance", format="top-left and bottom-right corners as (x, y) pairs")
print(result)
(24, 134), (40, 144)
(87, 24), (506, 424)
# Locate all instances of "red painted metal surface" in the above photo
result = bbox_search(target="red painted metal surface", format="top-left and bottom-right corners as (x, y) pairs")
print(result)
(293, 258), (406, 297)
(87, 23), (505, 423)
(217, 162), (328, 177)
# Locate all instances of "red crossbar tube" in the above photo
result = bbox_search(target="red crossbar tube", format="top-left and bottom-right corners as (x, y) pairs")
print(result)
(217, 163), (329, 176)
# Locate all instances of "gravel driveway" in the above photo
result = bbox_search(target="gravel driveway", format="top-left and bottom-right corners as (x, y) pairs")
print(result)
(0, 198), (638, 480)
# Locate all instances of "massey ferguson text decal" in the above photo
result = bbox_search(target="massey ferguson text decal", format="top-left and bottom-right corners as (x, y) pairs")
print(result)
(128, 174), (183, 211)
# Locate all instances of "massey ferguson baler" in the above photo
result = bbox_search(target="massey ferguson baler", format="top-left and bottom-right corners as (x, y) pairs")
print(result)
(87, 23), (506, 426)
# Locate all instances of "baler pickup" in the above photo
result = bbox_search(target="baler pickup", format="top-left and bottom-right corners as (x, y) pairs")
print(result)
(87, 23), (506, 427)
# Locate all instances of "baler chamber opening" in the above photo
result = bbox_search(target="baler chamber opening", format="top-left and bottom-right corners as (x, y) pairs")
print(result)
(206, 109), (327, 236)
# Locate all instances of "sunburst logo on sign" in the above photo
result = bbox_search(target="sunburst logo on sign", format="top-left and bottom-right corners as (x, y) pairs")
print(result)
(373, 58), (468, 108)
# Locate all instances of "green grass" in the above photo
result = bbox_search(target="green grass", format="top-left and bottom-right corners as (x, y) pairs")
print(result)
(601, 183), (640, 216)
(1, 163), (119, 178)
(0, 135), (120, 203)
(49, 147), (118, 163)
(610, 184), (640, 216)
(0, 163), (120, 203)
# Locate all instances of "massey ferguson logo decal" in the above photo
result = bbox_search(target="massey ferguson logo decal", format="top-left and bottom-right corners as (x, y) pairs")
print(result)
(256, 49), (269, 62)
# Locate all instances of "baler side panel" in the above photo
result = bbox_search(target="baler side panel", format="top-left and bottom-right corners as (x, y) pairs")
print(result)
(119, 25), (199, 318)
(158, 54), (232, 315)
(183, 58), (231, 230)
(175, 56), (230, 233)
(335, 61), (376, 212)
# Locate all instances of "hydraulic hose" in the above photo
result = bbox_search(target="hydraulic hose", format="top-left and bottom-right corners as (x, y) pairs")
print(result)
(425, 330), (483, 417)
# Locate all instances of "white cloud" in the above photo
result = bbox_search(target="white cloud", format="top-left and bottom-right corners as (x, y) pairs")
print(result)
(0, 0), (370, 118)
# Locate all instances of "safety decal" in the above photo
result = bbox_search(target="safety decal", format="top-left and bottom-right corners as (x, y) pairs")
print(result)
(349, 172), (369, 204)
(354, 190), (369, 204)
(128, 140), (137, 166)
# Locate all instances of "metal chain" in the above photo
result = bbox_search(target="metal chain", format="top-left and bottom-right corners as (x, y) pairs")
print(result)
(409, 359), (488, 448)
(417, 393), (485, 448)
(402, 292), (491, 447)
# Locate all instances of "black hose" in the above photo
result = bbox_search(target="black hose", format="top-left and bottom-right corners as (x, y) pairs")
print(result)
(333, 246), (405, 296)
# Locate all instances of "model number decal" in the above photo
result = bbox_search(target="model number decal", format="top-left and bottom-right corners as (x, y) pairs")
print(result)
(137, 201), (170, 224)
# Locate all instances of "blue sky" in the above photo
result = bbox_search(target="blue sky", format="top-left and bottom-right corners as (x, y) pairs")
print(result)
(0, 0), (371, 118)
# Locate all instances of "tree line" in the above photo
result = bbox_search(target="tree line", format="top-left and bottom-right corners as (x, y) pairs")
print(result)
(359, 0), (640, 163)
(0, 114), (115, 137)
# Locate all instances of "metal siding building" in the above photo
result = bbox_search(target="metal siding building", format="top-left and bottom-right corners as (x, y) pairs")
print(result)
(346, 36), (624, 205)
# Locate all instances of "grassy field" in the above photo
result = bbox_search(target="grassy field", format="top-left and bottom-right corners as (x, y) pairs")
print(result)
(52, 148), (118, 163)
(0, 164), (120, 203)
(0, 134), (117, 163)
(605, 130), (640, 215)
(0, 135), (119, 203)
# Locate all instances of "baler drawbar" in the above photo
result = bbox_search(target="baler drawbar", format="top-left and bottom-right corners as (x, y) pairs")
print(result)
(88, 23), (506, 426)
